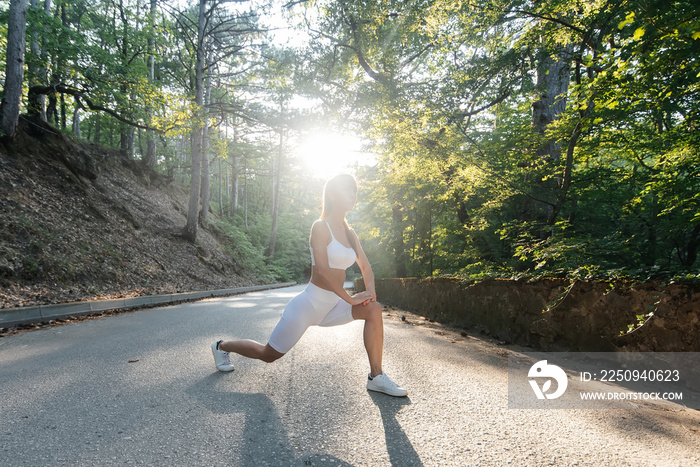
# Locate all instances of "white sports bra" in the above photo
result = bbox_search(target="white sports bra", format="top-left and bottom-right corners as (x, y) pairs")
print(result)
(310, 220), (357, 270)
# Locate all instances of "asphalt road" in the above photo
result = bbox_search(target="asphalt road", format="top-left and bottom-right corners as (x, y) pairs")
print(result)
(1, 284), (699, 466)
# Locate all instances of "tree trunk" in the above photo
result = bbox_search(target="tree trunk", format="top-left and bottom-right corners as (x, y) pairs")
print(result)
(198, 47), (214, 227)
(543, 53), (592, 227)
(230, 122), (240, 217)
(47, 89), (58, 124)
(244, 158), (248, 229)
(120, 125), (128, 156)
(225, 163), (230, 216)
(392, 203), (407, 278)
(142, 0), (157, 168)
(46, 2), (61, 126)
(680, 225), (700, 268)
(218, 155), (223, 217)
(58, 2), (66, 129)
(231, 154), (239, 217)
(221, 113), (229, 217)
(198, 128), (211, 226)
(267, 130), (284, 259)
(27, 0), (42, 118)
(1, 0), (29, 139)
(546, 121), (581, 225)
(72, 106), (81, 138)
(427, 197), (433, 276)
(40, 0), (51, 121)
(521, 43), (573, 231)
(184, 127), (204, 242)
(531, 46), (572, 162)
(144, 128), (157, 167)
(117, 0), (129, 156)
(94, 112), (101, 144)
(60, 92), (66, 129)
(128, 127), (135, 157)
(121, 126), (135, 158)
(26, 0), (51, 120)
(182, 0), (207, 243)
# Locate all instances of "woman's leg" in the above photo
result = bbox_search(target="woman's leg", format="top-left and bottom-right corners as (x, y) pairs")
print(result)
(218, 340), (284, 363)
(351, 301), (407, 396)
(352, 301), (384, 377)
(216, 289), (318, 365)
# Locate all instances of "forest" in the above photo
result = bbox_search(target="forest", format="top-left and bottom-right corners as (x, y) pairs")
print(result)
(1, 0), (698, 284)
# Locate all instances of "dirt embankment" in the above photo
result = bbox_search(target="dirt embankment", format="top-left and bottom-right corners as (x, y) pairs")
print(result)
(1, 116), (258, 309)
(357, 277), (700, 352)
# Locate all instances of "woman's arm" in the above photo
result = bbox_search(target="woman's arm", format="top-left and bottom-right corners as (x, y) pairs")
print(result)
(350, 228), (376, 296)
(310, 221), (375, 305)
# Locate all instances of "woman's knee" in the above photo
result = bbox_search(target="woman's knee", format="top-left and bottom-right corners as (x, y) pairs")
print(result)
(262, 344), (285, 363)
(369, 301), (383, 320)
(354, 301), (382, 321)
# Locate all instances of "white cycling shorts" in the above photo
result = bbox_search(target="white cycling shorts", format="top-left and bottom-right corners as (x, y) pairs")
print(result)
(268, 282), (354, 354)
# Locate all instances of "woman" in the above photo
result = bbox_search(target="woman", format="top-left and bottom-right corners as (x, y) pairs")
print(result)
(211, 174), (407, 397)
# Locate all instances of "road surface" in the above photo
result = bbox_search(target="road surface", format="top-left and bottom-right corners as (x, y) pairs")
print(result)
(1, 284), (699, 466)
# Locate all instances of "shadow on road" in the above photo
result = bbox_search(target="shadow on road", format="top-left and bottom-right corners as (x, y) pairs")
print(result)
(369, 392), (423, 466)
(188, 372), (354, 466)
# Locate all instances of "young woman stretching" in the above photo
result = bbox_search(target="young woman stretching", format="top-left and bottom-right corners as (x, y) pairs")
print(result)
(211, 174), (407, 397)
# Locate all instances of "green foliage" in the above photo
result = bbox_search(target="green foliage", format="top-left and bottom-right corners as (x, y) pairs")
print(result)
(213, 217), (280, 283)
(2, 0), (698, 285)
(305, 0), (700, 281)
(213, 202), (315, 284)
(210, 164), (323, 284)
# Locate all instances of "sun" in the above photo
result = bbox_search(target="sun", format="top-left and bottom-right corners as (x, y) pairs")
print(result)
(295, 131), (375, 180)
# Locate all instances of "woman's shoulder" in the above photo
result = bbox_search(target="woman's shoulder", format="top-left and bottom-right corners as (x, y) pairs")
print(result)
(311, 219), (326, 229)
(310, 219), (330, 236)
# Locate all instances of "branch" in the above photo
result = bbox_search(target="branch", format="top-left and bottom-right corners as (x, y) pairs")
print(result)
(306, 13), (391, 85)
(510, 9), (586, 35)
(168, 6), (198, 50)
(28, 84), (161, 132)
(547, 120), (582, 225)
(338, 43), (391, 84)
(400, 44), (433, 69)
(459, 90), (512, 118)
(458, 127), (557, 208)
(349, 16), (391, 84)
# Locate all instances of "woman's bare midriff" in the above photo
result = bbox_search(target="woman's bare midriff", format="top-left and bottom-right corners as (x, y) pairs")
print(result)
(310, 266), (347, 292)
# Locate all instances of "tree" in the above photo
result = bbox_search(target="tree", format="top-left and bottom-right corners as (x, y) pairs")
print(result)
(142, 0), (158, 168)
(175, 0), (263, 242)
(301, 0), (700, 278)
(26, 0), (52, 120)
(182, 0), (208, 243)
(267, 126), (285, 259)
(198, 46), (214, 227)
(1, 0), (29, 138)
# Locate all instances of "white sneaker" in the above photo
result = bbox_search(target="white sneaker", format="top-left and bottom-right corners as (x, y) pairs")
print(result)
(367, 372), (408, 397)
(211, 340), (234, 372)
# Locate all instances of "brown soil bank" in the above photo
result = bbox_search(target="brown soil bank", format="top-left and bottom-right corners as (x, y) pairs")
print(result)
(356, 277), (699, 352)
(1, 116), (258, 308)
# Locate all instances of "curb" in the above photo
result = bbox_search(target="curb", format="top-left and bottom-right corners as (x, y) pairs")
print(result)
(0, 282), (298, 329)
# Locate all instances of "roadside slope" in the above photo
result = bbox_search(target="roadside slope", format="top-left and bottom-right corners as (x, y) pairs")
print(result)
(0, 116), (257, 308)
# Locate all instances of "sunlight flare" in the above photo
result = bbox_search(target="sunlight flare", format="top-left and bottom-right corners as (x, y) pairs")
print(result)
(295, 131), (375, 180)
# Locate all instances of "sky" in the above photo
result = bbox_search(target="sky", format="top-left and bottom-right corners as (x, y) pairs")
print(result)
(295, 130), (376, 180)
(261, 0), (378, 180)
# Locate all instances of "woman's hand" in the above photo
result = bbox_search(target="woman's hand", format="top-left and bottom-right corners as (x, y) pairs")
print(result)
(350, 291), (377, 306)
